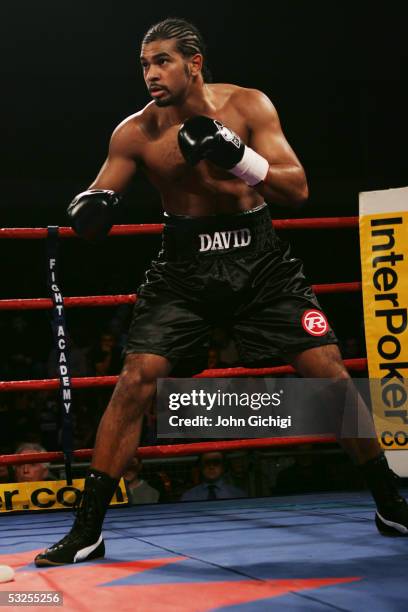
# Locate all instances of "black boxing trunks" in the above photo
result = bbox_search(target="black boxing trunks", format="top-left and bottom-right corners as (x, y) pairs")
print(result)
(126, 203), (337, 364)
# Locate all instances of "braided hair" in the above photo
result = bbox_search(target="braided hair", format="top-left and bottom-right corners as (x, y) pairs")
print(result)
(142, 18), (212, 83)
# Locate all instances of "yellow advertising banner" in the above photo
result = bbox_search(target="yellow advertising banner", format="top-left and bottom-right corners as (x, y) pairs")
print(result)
(0, 478), (128, 513)
(359, 187), (408, 457)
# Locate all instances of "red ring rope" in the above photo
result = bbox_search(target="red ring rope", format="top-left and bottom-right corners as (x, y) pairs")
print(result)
(0, 435), (336, 466)
(0, 358), (367, 392)
(0, 283), (362, 311)
(0, 295), (137, 311)
(0, 217), (358, 239)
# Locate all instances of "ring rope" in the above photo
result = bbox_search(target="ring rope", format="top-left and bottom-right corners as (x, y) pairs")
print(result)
(0, 435), (337, 466)
(0, 217), (359, 240)
(0, 358), (367, 393)
(0, 282), (362, 311)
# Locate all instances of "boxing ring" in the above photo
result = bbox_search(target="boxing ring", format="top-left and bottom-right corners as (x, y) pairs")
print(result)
(1, 217), (407, 611)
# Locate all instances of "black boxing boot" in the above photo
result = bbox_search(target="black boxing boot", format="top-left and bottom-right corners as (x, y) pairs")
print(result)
(361, 453), (408, 536)
(35, 469), (119, 566)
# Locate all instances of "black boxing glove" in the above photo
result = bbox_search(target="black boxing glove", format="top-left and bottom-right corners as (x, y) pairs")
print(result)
(67, 189), (122, 241)
(178, 116), (269, 186)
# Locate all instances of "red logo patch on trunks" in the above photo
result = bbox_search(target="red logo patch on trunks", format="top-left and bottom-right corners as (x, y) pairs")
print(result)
(302, 309), (329, 336)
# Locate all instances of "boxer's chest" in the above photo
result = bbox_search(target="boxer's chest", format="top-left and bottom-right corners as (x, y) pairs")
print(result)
(140, 113), (249, 188)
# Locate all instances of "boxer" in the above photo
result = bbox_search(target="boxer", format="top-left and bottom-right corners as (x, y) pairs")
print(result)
(35, 17), (408, 566)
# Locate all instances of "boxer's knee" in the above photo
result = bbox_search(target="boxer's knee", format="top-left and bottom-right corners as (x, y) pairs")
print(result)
(115, 369), (155, 409)
(110, 353), (169, 418)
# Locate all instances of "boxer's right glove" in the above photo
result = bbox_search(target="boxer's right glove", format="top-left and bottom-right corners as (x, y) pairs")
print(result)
(178, 115), (269, 186)
(67, 189), (122, 241)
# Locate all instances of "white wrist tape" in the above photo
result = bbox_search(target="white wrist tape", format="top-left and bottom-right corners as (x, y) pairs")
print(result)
(230, 146), (269, 186)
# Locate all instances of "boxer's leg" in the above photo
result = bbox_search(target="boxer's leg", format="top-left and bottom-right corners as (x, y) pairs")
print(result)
(287, 343), (381, 464)
(234, 226), (408, 535)
(35, 352), (171, 566)
(287, 344), (408, 535)
(35, 244), (211, 564)
(92, 353), (171, 478)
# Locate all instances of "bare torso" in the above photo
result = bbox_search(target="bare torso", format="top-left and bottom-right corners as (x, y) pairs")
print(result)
(125, 84), (264, 216)
(91, 81), (307, 215)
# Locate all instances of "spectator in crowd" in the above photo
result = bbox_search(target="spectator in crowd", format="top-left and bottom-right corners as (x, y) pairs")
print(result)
(14, 443), (56, 483)
(181, 451), (246, 501)
(88, 331), (123, 376)
(123, 456), (160, 505)
(224, 452), (252, 496)
(0, 462), (13, 484)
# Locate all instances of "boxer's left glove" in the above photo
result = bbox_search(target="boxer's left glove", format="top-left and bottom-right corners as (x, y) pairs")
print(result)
(178, 115), (269, 186)
(67, 189), (122, 241)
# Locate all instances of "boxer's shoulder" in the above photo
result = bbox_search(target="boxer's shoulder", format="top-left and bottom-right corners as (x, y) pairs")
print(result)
(109, 103), (156, 156)
(207, 83), (250, 108)
(231, 87), (278, 117)
(209, 84), (277, 121)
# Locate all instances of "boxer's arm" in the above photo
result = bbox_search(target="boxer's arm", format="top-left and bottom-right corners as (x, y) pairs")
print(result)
(244, 90), (308, 207)
(89, 119), (141, 192)
(68, 118), (142, 240)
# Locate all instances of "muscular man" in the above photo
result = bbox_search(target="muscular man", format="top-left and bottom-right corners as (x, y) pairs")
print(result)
(35, 18), (408, 566)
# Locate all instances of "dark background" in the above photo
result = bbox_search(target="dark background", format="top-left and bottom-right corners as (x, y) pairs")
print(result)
(1, 1), (407, 342)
